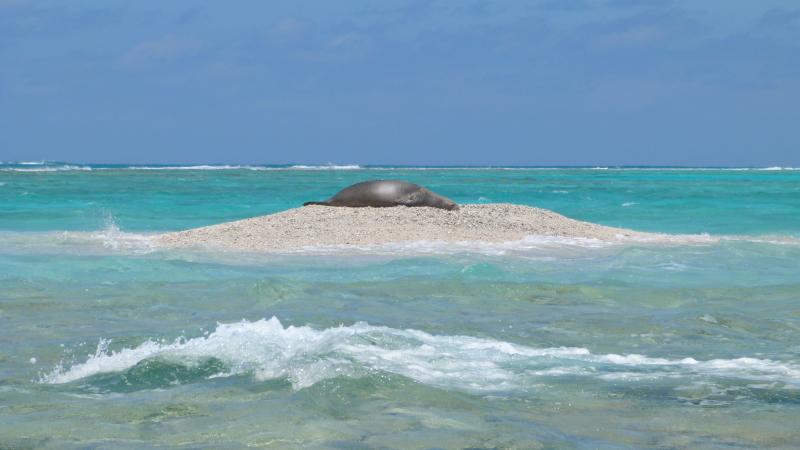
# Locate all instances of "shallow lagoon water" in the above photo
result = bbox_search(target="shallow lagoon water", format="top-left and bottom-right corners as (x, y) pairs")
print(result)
(1, 164), (800, 448)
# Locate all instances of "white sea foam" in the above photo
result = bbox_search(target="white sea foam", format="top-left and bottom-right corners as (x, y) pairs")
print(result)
(0, 230), (613, 257)
(42, 317), (800, 391)
(720, 235), (800, 246)
(288, 164), (362, 170)
(88, 217), (157, 252)
(284, 235), (616, 257)
(131, 165), (257, 170)
(638, 233), (800, 247)
(113, 164), (362, 171)
(279, 231), (768, 256)
(622, 232), (719, 245)
(107, 164), (363, 171)
(3, 227), (797, 259)
(0, 218), (157, 255)
(0, 164), (93, 172)
(760, 166), (799, 171)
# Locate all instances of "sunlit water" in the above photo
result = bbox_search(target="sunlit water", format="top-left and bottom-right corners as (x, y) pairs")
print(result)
(1, 163), (799, 449)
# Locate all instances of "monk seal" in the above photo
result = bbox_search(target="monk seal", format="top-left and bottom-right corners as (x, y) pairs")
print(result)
(304, 180), (459, 211)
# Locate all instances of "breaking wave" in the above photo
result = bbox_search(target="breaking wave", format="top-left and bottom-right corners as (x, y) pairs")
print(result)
(109, 164), (363, 171)
(0, 217), (157, 255)
(41, 317), (800, 392)
(132, 165), (257, 170)
(0, 164), (93, 172)
(287, 164), (362, 170)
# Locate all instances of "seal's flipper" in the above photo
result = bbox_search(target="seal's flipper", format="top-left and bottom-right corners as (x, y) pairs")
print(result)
(303, 201), (330, 206)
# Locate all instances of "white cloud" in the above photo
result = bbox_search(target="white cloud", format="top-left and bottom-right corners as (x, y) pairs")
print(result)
(121, 35), (202, 67)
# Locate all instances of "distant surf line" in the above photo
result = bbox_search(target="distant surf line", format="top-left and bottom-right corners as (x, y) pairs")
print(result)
(2, 162), (799, 172)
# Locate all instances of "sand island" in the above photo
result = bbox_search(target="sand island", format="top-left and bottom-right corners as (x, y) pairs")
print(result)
(155, 203), (653, 251)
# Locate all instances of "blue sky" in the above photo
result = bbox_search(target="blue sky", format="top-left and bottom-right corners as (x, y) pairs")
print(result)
(1, 0), (798, 166)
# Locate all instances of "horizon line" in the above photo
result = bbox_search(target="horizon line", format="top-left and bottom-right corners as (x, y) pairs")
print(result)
(2, 161), (799, 170)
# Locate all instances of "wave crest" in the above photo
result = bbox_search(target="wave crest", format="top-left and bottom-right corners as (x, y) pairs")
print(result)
(0, 164), (92, 172)
(41, 317), (800, 392)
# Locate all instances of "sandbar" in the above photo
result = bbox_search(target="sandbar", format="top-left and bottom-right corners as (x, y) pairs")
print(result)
(155, 204), (653, 251)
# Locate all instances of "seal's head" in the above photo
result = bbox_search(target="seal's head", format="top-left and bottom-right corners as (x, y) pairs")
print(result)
(420, 188), (460, 211)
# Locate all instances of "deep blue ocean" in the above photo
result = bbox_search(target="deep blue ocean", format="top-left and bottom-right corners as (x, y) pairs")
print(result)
(1, 162), (799, 449)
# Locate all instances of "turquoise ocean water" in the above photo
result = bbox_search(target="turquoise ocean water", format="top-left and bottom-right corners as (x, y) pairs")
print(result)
(2, 162), (800, 449)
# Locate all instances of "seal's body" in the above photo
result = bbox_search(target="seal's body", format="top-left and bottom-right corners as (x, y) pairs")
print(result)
(304, 180), (459, 211)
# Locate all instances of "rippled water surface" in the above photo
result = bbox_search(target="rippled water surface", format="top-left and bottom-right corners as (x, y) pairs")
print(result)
(1, 164), (800, 449)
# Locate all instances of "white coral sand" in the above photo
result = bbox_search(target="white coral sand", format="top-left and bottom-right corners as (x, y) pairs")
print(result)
(155, 204), (655, 251)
